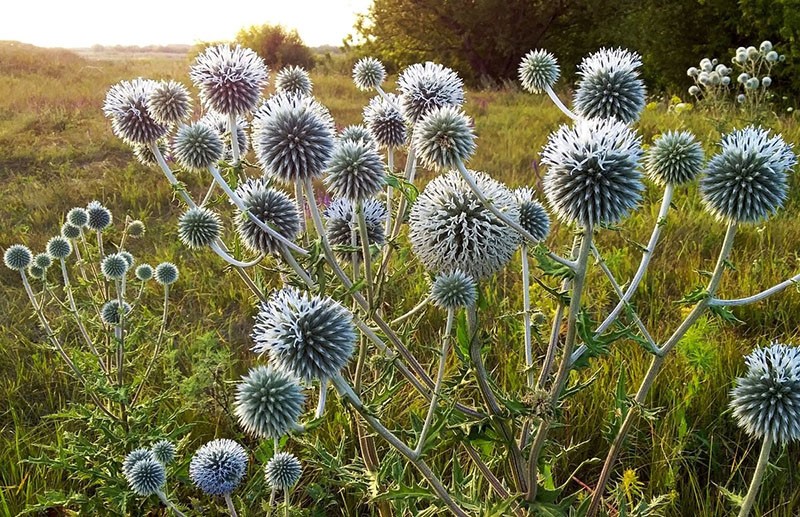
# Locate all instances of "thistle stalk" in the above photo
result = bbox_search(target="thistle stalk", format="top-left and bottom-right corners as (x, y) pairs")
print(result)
(224, 492), (238, 517)
(738, 437), (772, 517)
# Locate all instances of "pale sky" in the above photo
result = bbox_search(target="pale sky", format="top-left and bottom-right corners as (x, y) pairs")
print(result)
(1, 0), (372, 48)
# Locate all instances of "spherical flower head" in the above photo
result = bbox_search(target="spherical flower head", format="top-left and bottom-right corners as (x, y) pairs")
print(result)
(574, 48), (646, 123)
(324, 198), (387, 262)
(103, 78), (168, 145)
(352, 57), (385, 91)
(67, 207), (89, 228)
(127, 220), (146, 238)
(518, 49), (560, 94)
(126, 456), (166, 496)
(101, 300), (131, 325)
(700, 126), (796, 223)
(4, 244), (32, 271)
(131, 140), (166, 168)
(363, 93), (407, 149)
(324, 140), (386, 201)
(252, 287), (357, 381)
(275, 66), (313, 96)
(101, 253), (129, 280)
(265, 452), (302, 489)
(151, 440), (177, 465)
(119, 251), (134, 267)
(200, 111), (250, 162)
(644, 130), (704, 186)
(339, 124), (374, 148)
(172, 122), (224, 172)
(189, 439), (248, 496)
(413, 106), (476, 171)
(123, 448), (155, 476)
(397, 62), (465, 123)
(541, 117), (644, 227)
(146, 80), (192, 125)
(431, 270), (478, 309)
(135, 263), (154, 281)
(190, 44), (268, 116)
(86, 201), (112, 231)
(178, 207), (222, 249)
(46, 236), (72, 260)
(253, 93), (335, 184)
(28, 265), (46, 280)
(33, 252), (53, 270)
(235, 178), (301, 255)
(154, 262), (179, 285)
(730, 343), (800, 444)
(514, 188), (551, 242)
(409, 169), (520, 279)
(234, 365), (305, 439)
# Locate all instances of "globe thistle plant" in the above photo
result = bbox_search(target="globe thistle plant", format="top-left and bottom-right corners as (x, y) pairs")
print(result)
(352, 57), (385, 92)
(189, 44), (268, 116)
(339, 124), (374, 147)
(324, 140), (386, 201)
(409, 169), (520, 279)
(103, 78), (168, 145)
(363, 93), (407, 149)
(154, 262), (179, 285)
(123, 448), (155, 476)
(645, 131), (704, 186)
(234, 365), (305, 439)
(101, 300), (131, 325)
(125, 456), (166, 496)
(541, 117), (644, 227)
(397, 62), (465, 123)
(430, 270), (478, 309)
(200, 111), (250, 161)
(265, 452), (302, 489)
(66, 207), (89, 228)
(574, 48), (646, 123)
(252, 287), (357, 381)
(189, 439), (248, 496)
(146, 80), (192, 125)
(46, 236), (72, 260)
(514, 188), (551, 242)
(33, 252), (53, 270)
(178, 207), (223, 249)
(172, 122), (224, 172)
(86, 201), (112, 231)
(235, 178), (301, 255)
(275, 65), (313, 96)
(413, 106), (476, 171)
(127, 220), (146, 238)
(324, 198), (387, 261)
(151, 440), (177, 465)
(518, 49), (560, 94)
(135, 264), (154, 281)
(101, 253), (129, 280)
(700, 126), (796, 223)
(4, 244), (32, 271)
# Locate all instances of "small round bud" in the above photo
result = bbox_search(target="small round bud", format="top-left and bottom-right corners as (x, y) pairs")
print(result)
(397, 61), (465, 123)
(518, 49), (560, 94)
(46, 236), (72, 260)
(737, 94), (746, 103)
(234, 365), (305, 439)
(746, 77), (760, 90)
(119, 251), (134, 268)
(686, 67), (698, 77)
(324, 140), (386, 202)
(737, 72), (750, 84)
(126, 457), (166, 496)
(127, 220), (145, 238)
(762, 76), (772, 88)
(430, 270), (478, 309)
(146, 80), (192, 125)
(4, 244), (32, 271)
(178, 207), (222, 249)
(33, 253), (53, 270)
(28, 265), (46, 280)
(766, 50), (779, 62)
(61, 223), (81, 240)
(515, 187), (551, 241)
(86, 201), (112, 231)
(123, 448), (155, 476)
(189, 439), (248, 496)
(154, 262), (179, 285)
(101, 253), (129, 280)
(412, 105), (476, 171)
(172, 122), (224, 171)
(747, 46), (759, 59)
(275, 66), (313, 96)
(721, 76), (731, 86)
(265, 452), (302, 489)
(151, 440), (177, 465)
(101, 300), (131, 325)
(135, 264), (154, 281)
(688, 85), (701, 96)
(352, 57), (386, 91)
(736, 50), (748, 64)
(67, 207), (89, 227)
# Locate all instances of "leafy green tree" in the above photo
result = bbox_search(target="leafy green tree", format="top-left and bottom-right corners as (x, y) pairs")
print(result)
(236, 24), (315, 70)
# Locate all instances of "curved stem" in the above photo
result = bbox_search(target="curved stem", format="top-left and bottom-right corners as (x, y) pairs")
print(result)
(738, 437), (772, 517)
(224, 492), (239, 517)
(356, 200), (375, 307)
(415, 308), (454, 456)
(545, 85), (579, 120)
(149, 142), (196, 208)
(710, 273), (800, 306)
(315, 378), (328, 418)
(200, 180), (217, 206)
(228, 113), (241, 166)
(60, 259), (108, 375)
(156, 490), (187, 517)
(278, 246), (315, 289)
(209, 241), (264, 268)
(390, 294), (431, 325)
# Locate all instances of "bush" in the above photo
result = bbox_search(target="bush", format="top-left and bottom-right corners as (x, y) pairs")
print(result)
(235, 24), (315, 71)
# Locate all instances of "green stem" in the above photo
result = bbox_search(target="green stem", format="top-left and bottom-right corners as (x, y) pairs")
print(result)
(521, 244), (534, 387)
(131, 284), (169, 406)
(356, 200), (375, 307)
(224, 492), (238, 517)
(738, 437), (772, 517)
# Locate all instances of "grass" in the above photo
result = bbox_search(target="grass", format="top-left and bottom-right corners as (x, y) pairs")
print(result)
(1, 41), (800, 515)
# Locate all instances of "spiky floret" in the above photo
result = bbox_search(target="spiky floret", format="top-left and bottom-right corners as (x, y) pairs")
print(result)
(518, 49), (560, 94)
(252, 93), (335, 184)
(339, 124), (374, 147)
(324, 140), (386, 201)
(352, 57), (386, 91)
(234, 365), (305, 439)
(324, 198), (387, 262)
(413, 105), (476, 170)
(86, 201), (112, 231)
(61, 223), (81, 240)
(409, 169), (520, 279)
(541, 117), (643, 227)
(101, 253), (129, 280)
(119, 251), (134, 268)
(28, 265), (46, 279)
(103, 78), (168, 145)
(125, 456), (166, 496)
(645, 131), (704, 186)
(151, 440), (177, 465)
(33, 253), (53, 270)
(189, 439), (248, 496)
(574, 48), (646, 123)
(431, 270), (478, 309)
(235, 178), (301, 255)
(127, 220), (146, 238)
(67, 207), (89, 228)
(4, 244), (32, 271)
(700, 126), (796, 223)
(131, 140), (166, 167)
(275, 66), (313, 96)
(514, 188), (551, 242)
(123, 448), (155, 476)
(101, 300), (131, 325)
(252, 287), (357, 381)
(730, 343), (800, 444)
(135, 264), (153, 281)
(46, 236), (72, 260)
(363, 93), (407, 149)
(172, 122), (224, 171)
(397, 62), (465, 123)
(178, 207), (222, 249)
(200, 111), (250, 161)
(190, 44), (268, 116)
(154, 262), (179, 285)
(146, 80), (192, 125)
(265, 452), (302, 489)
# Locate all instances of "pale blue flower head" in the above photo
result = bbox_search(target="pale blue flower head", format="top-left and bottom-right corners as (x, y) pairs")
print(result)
(431, 270), (478, 309)
(4, 245), (32, 271)
(644, 130), (704, 186)
(397, 62), (465, 123)
(325, 140), (386, 201)
(189, 439), (248, 496)
(126, 456), (166, 496)
(235, 177), (301, 255)
(265, 452), (302, 489)
(190, 44), (268, 116)
(275, 65), (313, 96)
(518, 49), (560, 94)
(234, 365), (305, 439)
(514, 187), (550, 242)
(413, 105), (476, 171)
(352, 57), (385, 91)
(574, 48), (646, 123)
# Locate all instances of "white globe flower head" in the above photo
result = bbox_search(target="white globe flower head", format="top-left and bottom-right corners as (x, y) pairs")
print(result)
(738, 72), (750, 84)
(363, 93), (407, 149)
(688, 85), (701, 96)
(234, 365), (305, 439)
(412, 105), (476, 171)
(352, 57), (386, 91)
(103, 79), (168, 145)
(760, 41), (773, 53)
(574, 47), (646, 123)
(700, 58), (713, 72)
(265, 452), (302, 490)
(397, 62), (465, 123)
(190, 44), (269, 116)
(275, 65), (313, 97)
(518, 49), (560, 94)
(687, 66), (698, 77)
(766, 51), (779, 63)
(762, 76), (772, 88)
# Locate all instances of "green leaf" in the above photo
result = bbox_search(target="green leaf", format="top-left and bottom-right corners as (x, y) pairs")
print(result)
(532, 243), (575, 280)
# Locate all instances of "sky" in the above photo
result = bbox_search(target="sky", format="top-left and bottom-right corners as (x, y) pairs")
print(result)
(1, 0), (372, 48)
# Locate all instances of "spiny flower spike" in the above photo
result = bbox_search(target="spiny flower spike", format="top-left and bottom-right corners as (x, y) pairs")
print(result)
(189, 44), (268, 116)
(234, 365), (305, 439)
(645, 130), (705, 186)
(103, 78), (169, 145)
(397, 62), (465, 123)
(574, 47), (646, 123)
(189, 438), (248, 496)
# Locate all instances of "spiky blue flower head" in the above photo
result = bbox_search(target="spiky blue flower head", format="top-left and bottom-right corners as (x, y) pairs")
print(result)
(363, 93), (407, 149)
(235, 178), (301, 255)
(265, 452), (302, 489)
(541, 117), (643, 227)
(190, 44), (268, 116)
(518, 49), (560, 94)
(276, 66), (313, 96)
(234, 365), (305, 439)
(103, 78), (168, 145)
(135, 264), (153, 281)
(252, 287), (357, 381)
(146, 80), (192, 125)
(352, 57), (386, 91)
(645, 131), (704, 186)
(574, 48), (646, 123)
(46, 236), (72, 260)
(125, 456), (166, 496)
(324, 198), (387, 262)
(28, 265), (46, 280)
(151, 440), (177, 465)
(413, 105), (476, 171)
(33, 253), (52, 270)
(67, 207), (89, 228)
(409, 169), (520, 279)
(730, 343), (800, 444)
(514, 188), (551, 242)
(397, 62), (465, 123)
(189, 439), (248, 496)
(178, 207), (222, 249)
(86, 201), (112, 231)
(123, 448), (156, 476)
(431, 270), (478, 309)
(119, 251), (134, 268)
(154, 262), (179, 286)
(700, 126), (796, 223)
(172, 122), (224, 172)
(4, 244), (32, 271)
(324, 140), (386, 202)
(127, 220), (146, 238)
(101, 300), (131, 325)
(252, 93), (335, 184)
(339, 124), (374, 148)
(200, 111), (250, 161)
(101, 253), (128, 280)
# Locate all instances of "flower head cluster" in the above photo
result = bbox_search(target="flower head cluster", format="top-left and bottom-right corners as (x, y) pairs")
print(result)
(235, 178), (301, 255)
(645, 131), (705, 186)
(514, 188), (550, 242)
(234, 365), (305, 439)
(574, 48), (645, 123)
(430, 270), (478, 309)
(103, 79), (169, 145)
(518, 49), (560, 94)
(413, 106), (476, 170)
(189, 439), (248, 496)
(363, 93), (407, 149)
(324, 140), (386, 201)
(275, 65), (313, 96)
(352, 57), (385, 91)
(687, 57), (732, 97)
(146, 80), (192, 125)
(324, 198), (387, 262)
(397, 62), (464, 123)
(265, 452), (302, 489)
(190, 44), (268, 116)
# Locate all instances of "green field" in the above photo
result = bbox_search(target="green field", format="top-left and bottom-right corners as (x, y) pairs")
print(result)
(2, 41), (800, 515)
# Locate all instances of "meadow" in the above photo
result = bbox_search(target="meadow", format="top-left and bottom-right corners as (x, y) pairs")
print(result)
(1, 41), (800, 515)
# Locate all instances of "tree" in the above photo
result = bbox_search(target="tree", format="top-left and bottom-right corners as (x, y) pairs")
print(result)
(236, 24), (315, 71)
